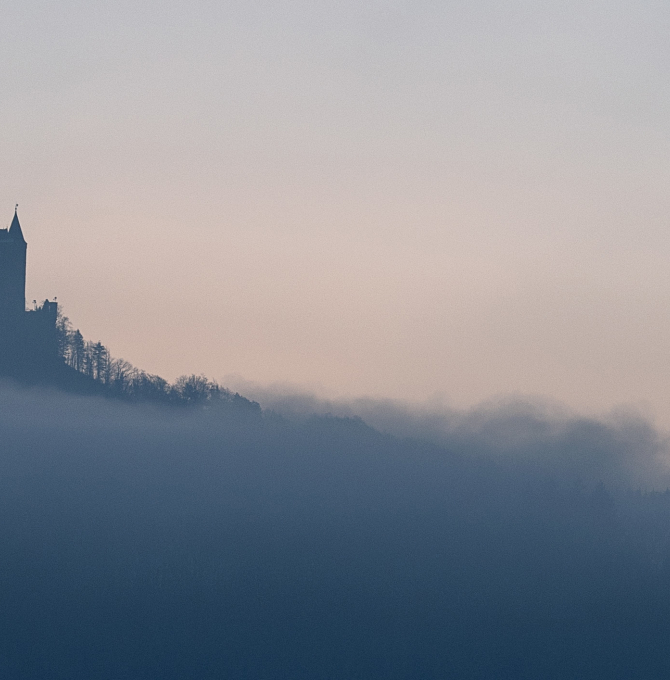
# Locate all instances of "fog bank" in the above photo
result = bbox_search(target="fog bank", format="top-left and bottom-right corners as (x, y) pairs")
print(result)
(226, 380), (670, 489)
(1, 381), (670, 679)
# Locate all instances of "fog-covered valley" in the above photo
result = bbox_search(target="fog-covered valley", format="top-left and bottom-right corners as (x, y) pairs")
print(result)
(1, 382), (670, 679)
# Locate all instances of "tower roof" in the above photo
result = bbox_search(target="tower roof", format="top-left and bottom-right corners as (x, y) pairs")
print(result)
(8, 207), (25, 243)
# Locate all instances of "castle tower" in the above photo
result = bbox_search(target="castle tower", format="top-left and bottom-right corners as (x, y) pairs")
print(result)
(0, 207), (27, 320)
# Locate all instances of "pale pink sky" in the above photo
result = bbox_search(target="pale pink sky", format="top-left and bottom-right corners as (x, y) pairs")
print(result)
(3, 1), (670, 422)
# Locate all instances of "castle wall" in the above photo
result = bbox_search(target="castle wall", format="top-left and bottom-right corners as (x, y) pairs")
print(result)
(0, 302), (59, 377)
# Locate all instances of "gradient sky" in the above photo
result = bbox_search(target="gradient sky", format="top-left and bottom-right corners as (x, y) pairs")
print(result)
(2, 1), (670, 421)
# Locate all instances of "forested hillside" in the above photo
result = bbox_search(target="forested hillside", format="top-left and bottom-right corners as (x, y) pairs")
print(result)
(52, 309), (258, 409)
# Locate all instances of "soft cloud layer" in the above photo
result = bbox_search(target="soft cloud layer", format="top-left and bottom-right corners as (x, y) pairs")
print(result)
(226, 378), (670, 489)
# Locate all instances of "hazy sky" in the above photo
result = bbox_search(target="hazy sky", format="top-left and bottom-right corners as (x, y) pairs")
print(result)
(2, 1), (670, 421)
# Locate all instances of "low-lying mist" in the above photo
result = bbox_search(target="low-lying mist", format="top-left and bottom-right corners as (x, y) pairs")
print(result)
(229, 381), (670, 489)
(1, 380), (670, 679)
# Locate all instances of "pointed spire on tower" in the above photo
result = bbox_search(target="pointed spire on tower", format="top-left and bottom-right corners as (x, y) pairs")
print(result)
(8, 205), (26, 243)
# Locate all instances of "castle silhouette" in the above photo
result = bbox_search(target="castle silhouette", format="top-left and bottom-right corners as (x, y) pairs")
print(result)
(0, 208), (59, 377)
(0, 209), (260, 405)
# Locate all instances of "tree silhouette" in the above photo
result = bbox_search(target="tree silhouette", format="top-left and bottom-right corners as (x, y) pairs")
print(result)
(53, 308), (258, 410)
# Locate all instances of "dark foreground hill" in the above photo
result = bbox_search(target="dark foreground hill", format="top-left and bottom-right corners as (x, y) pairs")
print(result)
(1, 383), (670, 679)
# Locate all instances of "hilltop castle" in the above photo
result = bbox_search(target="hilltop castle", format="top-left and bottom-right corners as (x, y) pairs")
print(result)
(0, 208), (59, 376)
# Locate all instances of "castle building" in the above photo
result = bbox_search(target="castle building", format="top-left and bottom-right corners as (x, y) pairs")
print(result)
(0, 208), (27, 319)
(0, 208), (58, 376)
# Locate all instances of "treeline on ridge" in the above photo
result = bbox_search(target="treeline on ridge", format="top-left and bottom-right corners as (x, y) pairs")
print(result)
(55, 311), (258, 410)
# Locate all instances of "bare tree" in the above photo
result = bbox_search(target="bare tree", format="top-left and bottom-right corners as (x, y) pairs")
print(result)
(71, 330), (86, 372)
